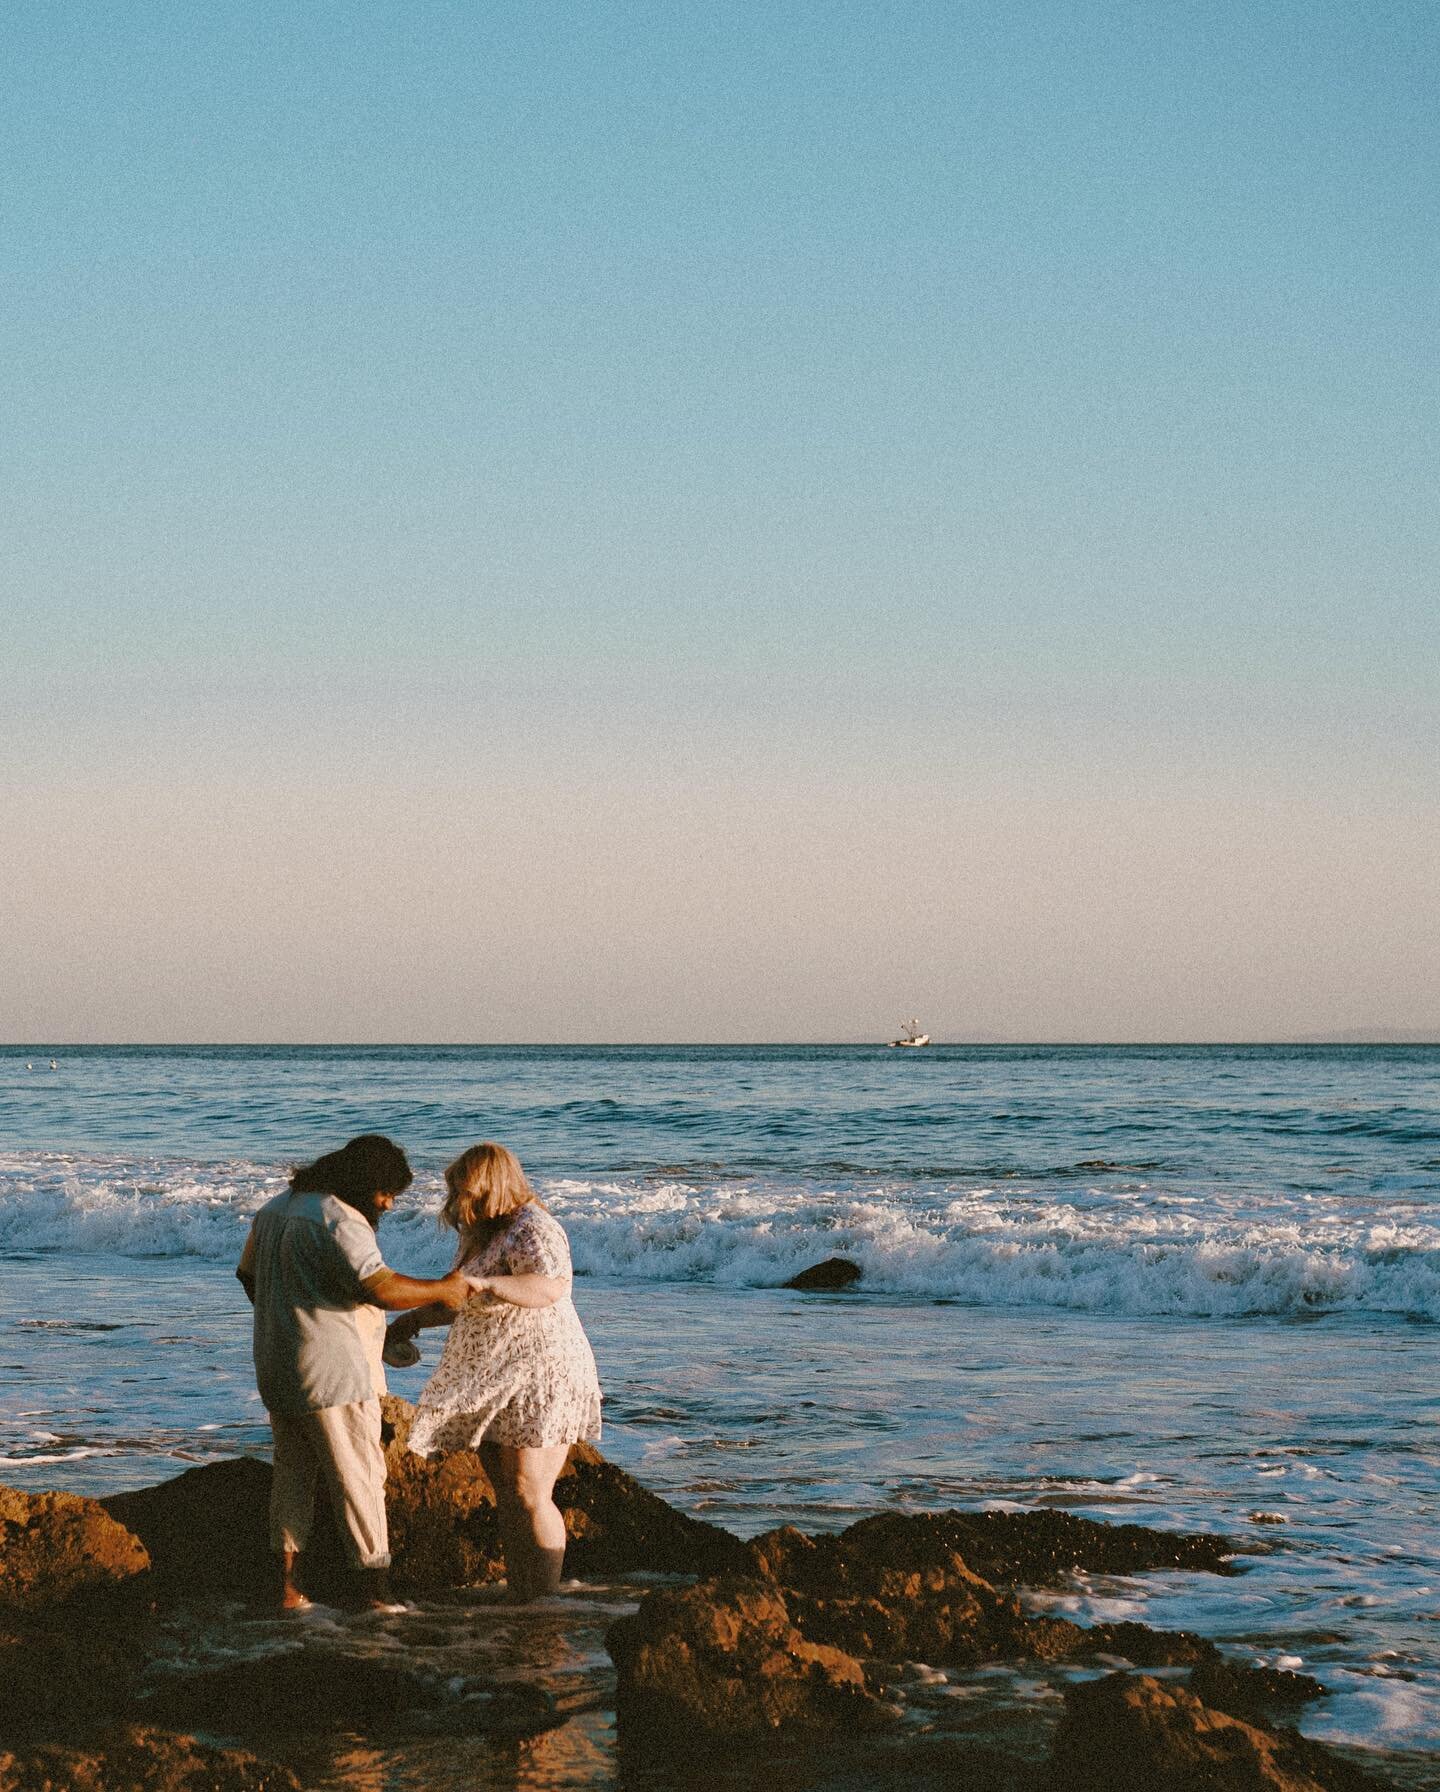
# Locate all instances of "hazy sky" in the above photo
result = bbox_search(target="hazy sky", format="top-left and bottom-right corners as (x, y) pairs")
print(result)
(4, 1), (1437, 1042)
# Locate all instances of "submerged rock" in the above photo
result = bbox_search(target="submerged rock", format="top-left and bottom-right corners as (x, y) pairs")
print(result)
(782, 1258), (863, 1290)
(0, 1725), (299, 1792)
(1044, 1672), (1389, 1792)
(139, 1652), (558, 1741)
(0, 1486), (149, 1613)
(606, 1576), (897, 1742)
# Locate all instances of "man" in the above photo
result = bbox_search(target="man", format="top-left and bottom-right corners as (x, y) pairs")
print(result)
(236, 1133), (474, 1610)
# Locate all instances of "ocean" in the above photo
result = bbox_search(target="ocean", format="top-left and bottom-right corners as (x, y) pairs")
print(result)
(1, 1044), (1437, 1786)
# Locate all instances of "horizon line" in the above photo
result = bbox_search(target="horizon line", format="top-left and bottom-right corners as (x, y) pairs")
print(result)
(6, 1037), (1439, 1051)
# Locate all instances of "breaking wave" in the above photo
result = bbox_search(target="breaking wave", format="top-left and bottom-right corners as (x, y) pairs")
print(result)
(2, 1150), (1436, 1323)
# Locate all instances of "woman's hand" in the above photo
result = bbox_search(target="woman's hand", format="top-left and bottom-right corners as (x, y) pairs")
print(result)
(465, 1272), (567, 1309)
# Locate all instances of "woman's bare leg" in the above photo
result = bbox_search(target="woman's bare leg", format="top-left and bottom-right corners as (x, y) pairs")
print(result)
(479, 1442), (570, 1599)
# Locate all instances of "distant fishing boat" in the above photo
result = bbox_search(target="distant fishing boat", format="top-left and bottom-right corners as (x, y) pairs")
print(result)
(889, 1019), (931, 1048)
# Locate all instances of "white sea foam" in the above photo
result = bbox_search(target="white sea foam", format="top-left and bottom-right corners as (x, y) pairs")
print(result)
(1, 1151), (1436, 1322)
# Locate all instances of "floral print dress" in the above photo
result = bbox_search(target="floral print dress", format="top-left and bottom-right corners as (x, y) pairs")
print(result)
(407, 1205), (602, 1455)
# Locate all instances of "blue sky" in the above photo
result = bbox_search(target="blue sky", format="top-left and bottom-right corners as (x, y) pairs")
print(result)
(3, 1), (1437, 1039)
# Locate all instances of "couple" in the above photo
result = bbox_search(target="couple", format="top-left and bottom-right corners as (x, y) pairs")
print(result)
(236, 1134), (601, 1611)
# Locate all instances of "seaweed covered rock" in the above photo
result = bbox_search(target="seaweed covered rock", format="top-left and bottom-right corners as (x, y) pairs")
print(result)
(1044, 1673), (1389, 1792)
(743, 1519), (1225, 1669)
(831, 1508), (1237, 1588)
(606, 1576), (896, 1742)
(0, 1726), (299, 1792)
(0, 1487), (149, 1613)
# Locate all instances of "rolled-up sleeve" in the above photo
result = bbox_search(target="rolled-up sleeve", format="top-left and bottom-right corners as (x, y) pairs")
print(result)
(329, 1207), (388, 1296)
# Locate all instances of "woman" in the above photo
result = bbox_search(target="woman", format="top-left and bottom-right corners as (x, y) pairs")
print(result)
(385, 1142), (601, 1599)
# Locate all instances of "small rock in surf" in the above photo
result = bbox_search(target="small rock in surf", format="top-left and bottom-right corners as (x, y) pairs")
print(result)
(783, 1258), (862, 1291)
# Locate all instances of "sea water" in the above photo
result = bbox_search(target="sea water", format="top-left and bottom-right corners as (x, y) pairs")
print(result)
(1, 1045), (1437, 1784)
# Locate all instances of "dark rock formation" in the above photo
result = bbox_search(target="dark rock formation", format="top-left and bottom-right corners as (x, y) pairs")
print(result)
(0, 1725), (299, 1792)
(0, 1487), (149, 1613)
(744, 1519), (1229, 1668)
(743, 1522), (1036, 1663)
(1189, 1660), (1330, 1726)
(1082, 1620), (1219, 1667)
(606, 1575), (897, 1741)
(1044, 1672), (1389, 1792)
(608, 1511), (1283, 1757)
(827, 1508), (1238, 1588)
(557, 1445), (748, 1580)
(782, 1258), (863, 1290)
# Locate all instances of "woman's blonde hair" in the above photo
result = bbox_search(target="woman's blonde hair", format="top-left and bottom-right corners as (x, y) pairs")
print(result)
(440, 1142), (541, 1243)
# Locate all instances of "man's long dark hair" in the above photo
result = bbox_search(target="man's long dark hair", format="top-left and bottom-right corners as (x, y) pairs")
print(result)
(290, 1134), (413, 1211)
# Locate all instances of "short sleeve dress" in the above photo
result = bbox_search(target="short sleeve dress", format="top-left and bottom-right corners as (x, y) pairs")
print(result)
(407, 1205), (602, 1456)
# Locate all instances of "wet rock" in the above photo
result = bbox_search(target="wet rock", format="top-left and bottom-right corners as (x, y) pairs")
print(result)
(832, 1508), (1237, 1588)
(744, 1522), (1034, 1663)
(607, 1575), (897, 1742)
(1083, 1620), (1219, 1667)
(0, 1486), (149, 1613)
(139, 1652), (558, 1741)
(1189, 1661), (1329, 1725)
(782, 1258), (863, 1291)
(0, 1725), (299, 1792)
(1044, 1672), (1392, 1792)
(556, 1447), (748, 1581)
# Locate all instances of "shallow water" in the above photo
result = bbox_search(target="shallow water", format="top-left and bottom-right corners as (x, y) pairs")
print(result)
(1, 1044), (1437, 1782)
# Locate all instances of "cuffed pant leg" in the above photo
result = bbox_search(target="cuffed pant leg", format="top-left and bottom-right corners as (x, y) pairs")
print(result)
(269, 1411), (319, 1557)
(310, 1398), (390, 1570)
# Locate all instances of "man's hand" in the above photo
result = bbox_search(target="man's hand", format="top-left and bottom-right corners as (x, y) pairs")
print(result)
(434, 1270), (474, 1310)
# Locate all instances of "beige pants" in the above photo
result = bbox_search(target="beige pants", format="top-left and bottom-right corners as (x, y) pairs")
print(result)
(269, 1397), (390, 1570)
